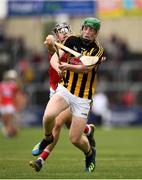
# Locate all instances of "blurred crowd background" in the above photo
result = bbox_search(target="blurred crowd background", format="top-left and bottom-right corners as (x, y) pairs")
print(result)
(0, 0), (142, 132)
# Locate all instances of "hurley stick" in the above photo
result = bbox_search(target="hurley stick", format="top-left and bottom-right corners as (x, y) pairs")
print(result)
(55, 41), (99, 66)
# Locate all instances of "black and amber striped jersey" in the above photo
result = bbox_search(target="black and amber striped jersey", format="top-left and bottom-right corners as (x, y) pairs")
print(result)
(60, 35), (104, 99)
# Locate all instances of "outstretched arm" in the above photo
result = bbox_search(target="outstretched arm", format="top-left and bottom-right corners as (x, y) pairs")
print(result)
(59, 62), (95, 74)
(58, 55), (106, 73)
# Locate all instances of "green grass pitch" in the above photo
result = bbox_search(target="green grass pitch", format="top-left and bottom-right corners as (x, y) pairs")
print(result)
(0, 126), (142, 179)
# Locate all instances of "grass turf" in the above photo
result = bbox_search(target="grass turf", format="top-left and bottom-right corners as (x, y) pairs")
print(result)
(0, 126), (142, 179)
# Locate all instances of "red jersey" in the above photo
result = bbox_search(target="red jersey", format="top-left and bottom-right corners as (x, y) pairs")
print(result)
(0, 81), (18, 106)
(48, 53), (68, 90)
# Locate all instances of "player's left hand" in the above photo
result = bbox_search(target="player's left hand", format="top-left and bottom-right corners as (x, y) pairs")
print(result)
(59, 62), (69, 71)
(44, 35), (55, 46)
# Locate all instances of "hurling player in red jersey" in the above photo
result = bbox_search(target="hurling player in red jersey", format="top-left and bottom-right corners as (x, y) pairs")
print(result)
(0, 70), (27, 137)
(46, 23), (71, 96)
(29, 23), (96, 172)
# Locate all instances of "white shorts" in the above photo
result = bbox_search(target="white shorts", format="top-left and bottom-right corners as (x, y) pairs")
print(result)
(0, 104), (15, 115)
(49, 87), (56, 99)
(56, 84), (92, 120)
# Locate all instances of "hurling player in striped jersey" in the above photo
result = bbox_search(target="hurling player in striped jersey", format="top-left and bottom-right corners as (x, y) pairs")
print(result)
(29, 22), (96, 172)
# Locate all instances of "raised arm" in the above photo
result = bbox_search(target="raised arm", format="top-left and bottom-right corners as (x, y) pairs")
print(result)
(44, 35), (56, 54)
(50, 49), (65, 76)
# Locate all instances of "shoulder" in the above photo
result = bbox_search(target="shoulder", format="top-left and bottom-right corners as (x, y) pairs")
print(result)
(90, 39), (104, 59)
(94, 39), (104, 51)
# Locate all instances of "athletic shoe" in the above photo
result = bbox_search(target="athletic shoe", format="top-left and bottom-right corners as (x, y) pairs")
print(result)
(85, 147), (96, 172)
(87, 124), (96, 148)
(32, 137), (53, 156)
(29, 159), (42, 172)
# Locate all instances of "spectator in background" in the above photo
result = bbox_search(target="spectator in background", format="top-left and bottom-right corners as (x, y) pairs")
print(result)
(104, 34), (129, 65)
(121, 90), (135, 108)
(0, 70), (27, 138)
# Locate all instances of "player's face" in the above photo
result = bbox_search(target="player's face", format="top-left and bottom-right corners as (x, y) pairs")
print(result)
(56, 27), (70, 42)
(82, 25), (98, 42)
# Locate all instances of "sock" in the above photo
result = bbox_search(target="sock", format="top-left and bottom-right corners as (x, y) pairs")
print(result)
(38, 157), (44, 165)
(84, 124), (91, 136)
(38, 149), (50, 163)
(85, 147), (92, 157)
(45, 133), (53, 142)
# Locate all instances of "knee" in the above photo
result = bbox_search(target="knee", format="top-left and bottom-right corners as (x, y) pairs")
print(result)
(54, 120), (62, 130)
(69, 134), (80, 146)
(43, 113), (55, 124)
